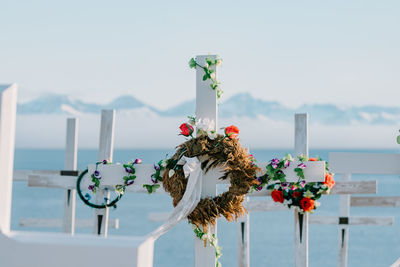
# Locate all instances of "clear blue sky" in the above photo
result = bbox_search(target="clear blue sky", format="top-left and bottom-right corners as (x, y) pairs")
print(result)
(1, 0), (399, 109)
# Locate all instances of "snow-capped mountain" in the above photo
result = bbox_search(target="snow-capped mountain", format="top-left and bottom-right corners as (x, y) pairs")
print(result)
(17, 92), (400, 125)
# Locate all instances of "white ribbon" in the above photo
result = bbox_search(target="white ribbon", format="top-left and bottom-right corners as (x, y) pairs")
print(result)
(148, 156), (202, 240)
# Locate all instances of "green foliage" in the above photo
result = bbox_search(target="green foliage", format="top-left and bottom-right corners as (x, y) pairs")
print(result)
(143, 184), (160, 194)
(188, 56), (223, 99)
(397, 135), (400, 144)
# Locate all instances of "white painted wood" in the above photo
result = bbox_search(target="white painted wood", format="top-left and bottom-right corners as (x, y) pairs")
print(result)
(1, 231), (154, 267)
(309, 216), (394, 226)
(0, 84), (17, 233)
(330, 153), (400, 174)
(194, 55), (218, 267)
(294, 113), (309, 267)
(62, 118), (78, 234)
(295, 113), (308, 158)
(94, 110), (115, 237)
(391, 257), (400, 267)
(14, 170), (59, 181)
(351, 196), (400, 207)
(238, 200), (250, 267)
(19, 218), (119, 229)
(244, 199), (288, 211)
(338, 173), (350, 267)
(329, 180), (377, 195)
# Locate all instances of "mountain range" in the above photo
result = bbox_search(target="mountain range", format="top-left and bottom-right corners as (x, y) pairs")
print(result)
(17, 93), (400, 125)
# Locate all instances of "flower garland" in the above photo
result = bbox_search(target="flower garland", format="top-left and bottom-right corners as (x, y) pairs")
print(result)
(189, 56), (223, 99)
(255, 155), (335, 213)
(76, 158), (142, 209)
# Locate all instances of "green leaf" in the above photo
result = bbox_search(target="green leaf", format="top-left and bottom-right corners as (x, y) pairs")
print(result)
(397, 135), (400, 144)
(188, 58), (197, 69)
(203, 74), (208, 81)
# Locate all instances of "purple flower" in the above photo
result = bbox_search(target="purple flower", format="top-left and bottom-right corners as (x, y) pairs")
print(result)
(297, 163), (306, 169)
(270, 158), (280, 169)
(125, 167), (133, 173)
(93, 171), (101, 179)
(300, 180), (306, 188)
(281, 182), (290, 190)
(126, 180), (134, 186)
(154, 164), (160, 171)
(134, 158), (142, 164)
(256, 185), (263, 191)
(102, 159), (108, 164)
(151, 174), (158, 184)
(88, 185), (95, 192)
(284, 160), (290, 168)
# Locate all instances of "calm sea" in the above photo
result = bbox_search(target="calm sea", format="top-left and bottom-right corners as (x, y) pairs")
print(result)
(12, 149), (400, 267)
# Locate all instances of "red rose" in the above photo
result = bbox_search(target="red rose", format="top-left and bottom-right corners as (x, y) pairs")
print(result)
(225, 125), (239, 139)
(324, 173), (335, 189)
(179, 123), (194, 137)
(292, 191), (302, 199)
(271, 189), (284, 203)
(300, 197), (315, 212)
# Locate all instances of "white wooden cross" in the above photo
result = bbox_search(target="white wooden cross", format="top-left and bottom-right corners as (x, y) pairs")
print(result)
(328, 152), (400, 267)
(15, 117), (119, 231)
(0, 84), (157, 267)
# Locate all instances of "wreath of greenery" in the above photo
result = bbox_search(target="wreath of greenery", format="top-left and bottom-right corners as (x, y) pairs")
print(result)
(162, 133), (259, 228)
(76, 169), (124, 209)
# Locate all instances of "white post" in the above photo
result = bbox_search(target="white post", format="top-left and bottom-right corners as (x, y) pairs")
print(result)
(338, 173), (351, 267)
(0, 84), (17, 233)
(238, 198), (250, 267)
(93, 110), (115, 236)
(194, 55), (218, 267)
(62, 118), (78, 234)
(294, 113), (309, 267)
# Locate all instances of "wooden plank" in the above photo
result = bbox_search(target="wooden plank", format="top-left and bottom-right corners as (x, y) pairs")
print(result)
(294, 113), (309, 267)
(338, 173), (350, 267)
(309, 216), (394, 226)
(330, 152), (400, 174)
(94, 110), (115, 237)
(330, 180), (377, 195)
(19, 218), (119, 229)
(0, 84), (18, 233)
(62, 118), (78, 234)
(244, 199), (287, 211)
(237, 208), (250, 267)
(351, 196), (400, 207)
(14, 170), (59, 181)
(194, 55), (218, 267)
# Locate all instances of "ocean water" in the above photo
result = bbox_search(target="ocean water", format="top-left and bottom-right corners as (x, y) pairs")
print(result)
(12, 148), (400, 267)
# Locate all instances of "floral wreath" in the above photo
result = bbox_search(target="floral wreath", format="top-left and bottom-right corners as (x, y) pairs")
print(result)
(254, 154), (335, 213)
(161, 119), (258, 227)
(76, 159), (142, 209)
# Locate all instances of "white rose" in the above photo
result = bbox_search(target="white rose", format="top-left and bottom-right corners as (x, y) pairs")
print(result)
(208, 131), (217, 140)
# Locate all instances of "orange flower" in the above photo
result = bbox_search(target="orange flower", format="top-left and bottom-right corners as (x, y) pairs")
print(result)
(309, 157), (318, 161)
(271, 190), (284, 203)
(224, 125), (239, 139)
(300, 197), (315, 212)
(324, 173), (335, 189)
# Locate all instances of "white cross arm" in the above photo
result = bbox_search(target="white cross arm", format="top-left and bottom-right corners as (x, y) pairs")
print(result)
(351, 196), (400, 207)
(309, 215), (394, 226)
(19, 218), (119, 229)
(330, 153), (400, 174)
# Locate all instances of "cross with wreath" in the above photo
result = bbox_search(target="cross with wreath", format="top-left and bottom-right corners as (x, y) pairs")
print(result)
(73, 55), (327, 267)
